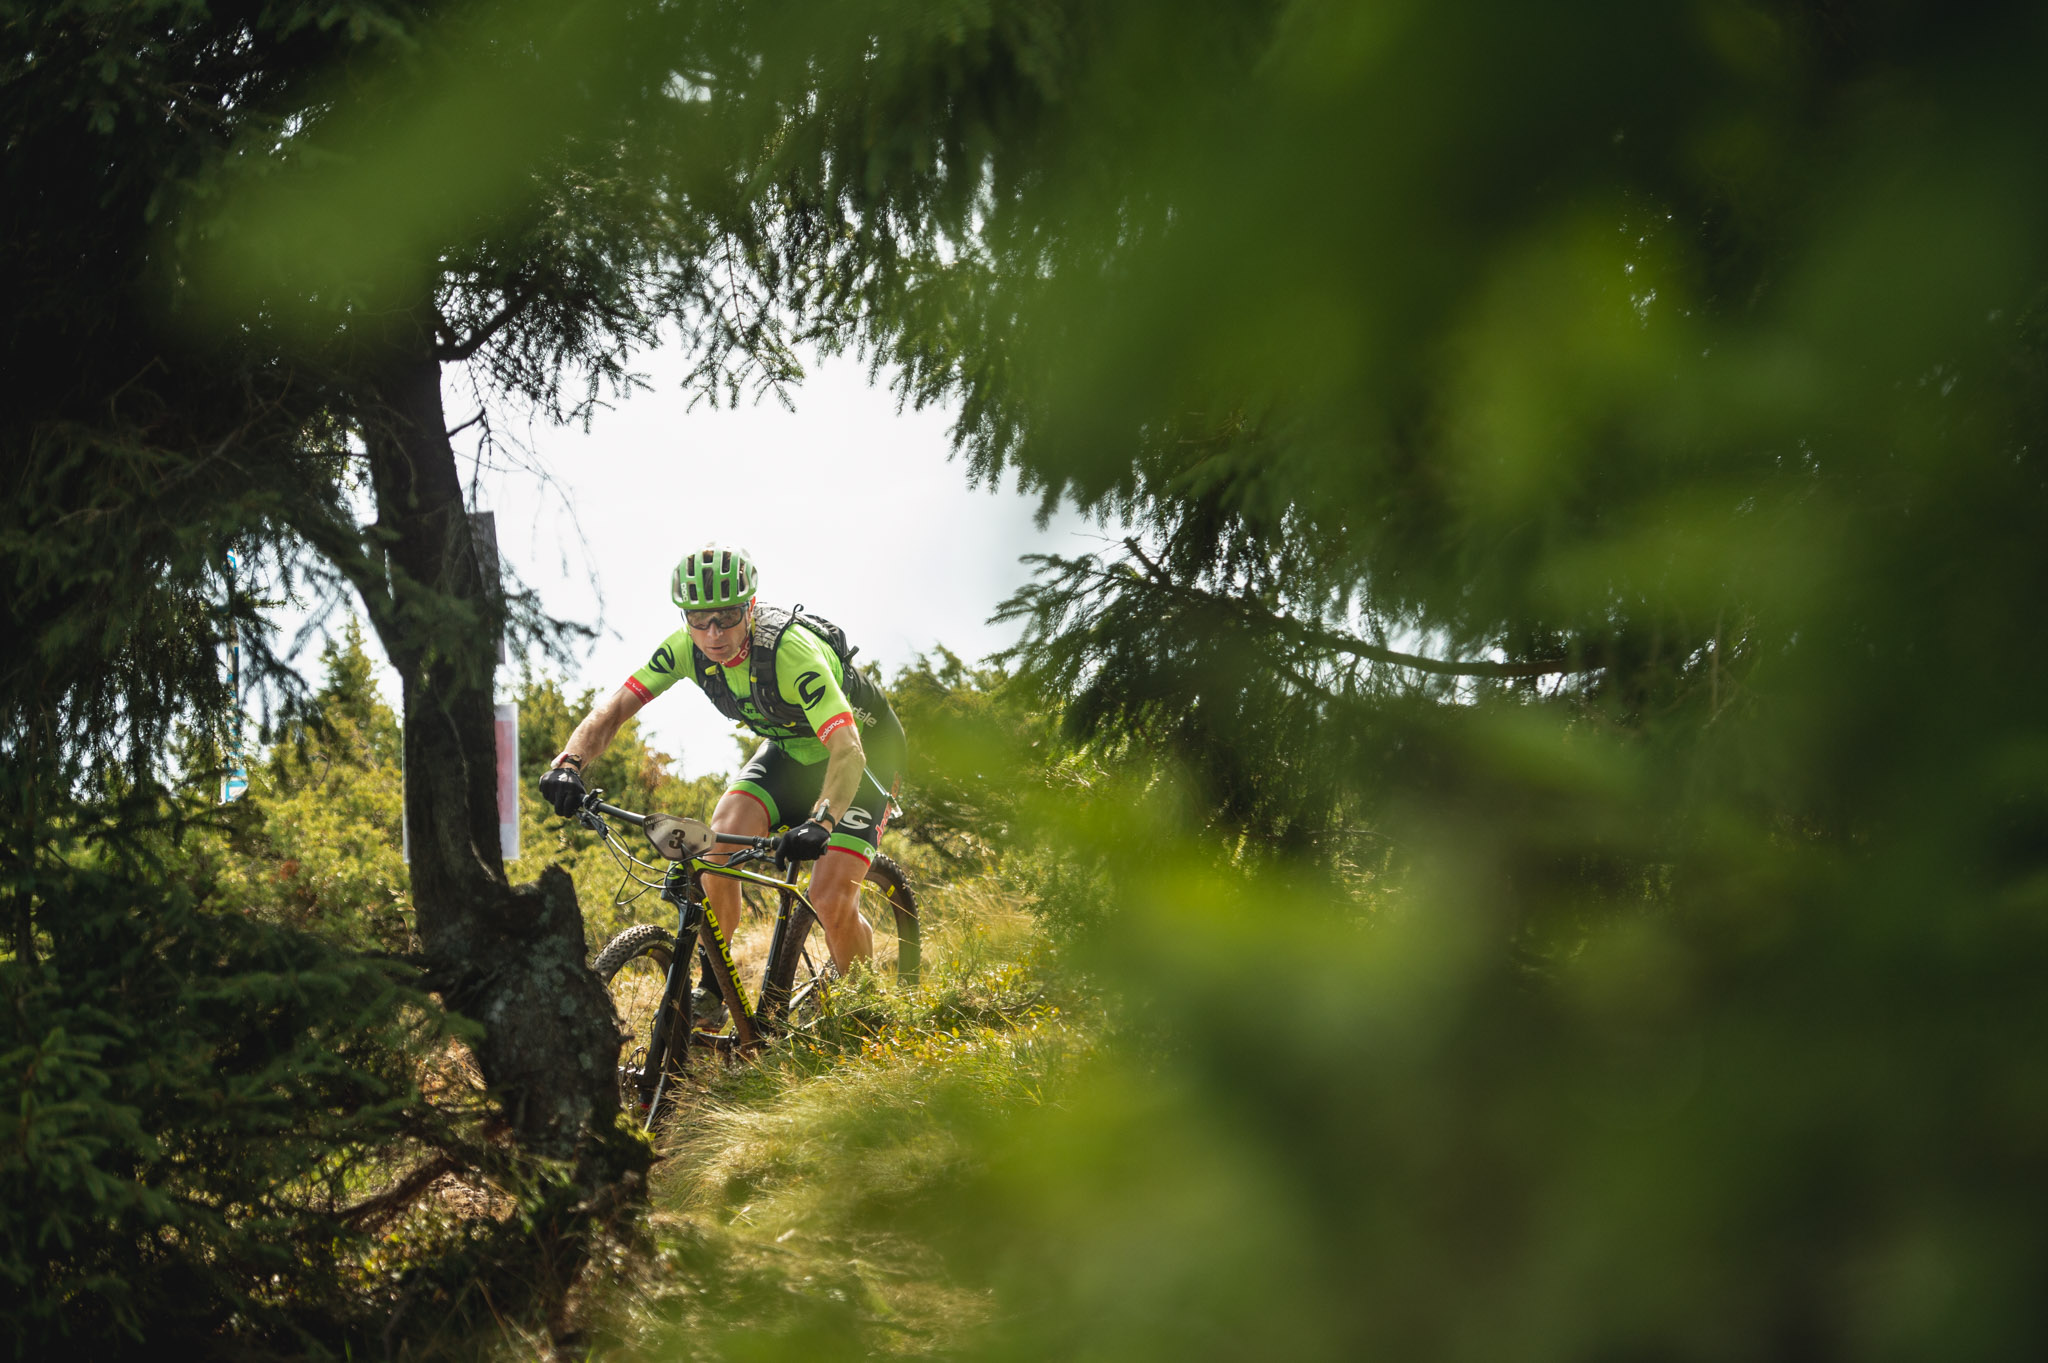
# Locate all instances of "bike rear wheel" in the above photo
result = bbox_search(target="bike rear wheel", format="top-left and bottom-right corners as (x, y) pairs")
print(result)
(762, 854), (919, 1026)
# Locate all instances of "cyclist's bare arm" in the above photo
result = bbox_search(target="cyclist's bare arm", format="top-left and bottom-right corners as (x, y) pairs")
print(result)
(812, 722), (864, 825)
(811, 720), (868, 818)
(552, 684), (649, 770)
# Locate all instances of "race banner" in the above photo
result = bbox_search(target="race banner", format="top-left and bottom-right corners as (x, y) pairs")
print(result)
(496, 702), (520, 862)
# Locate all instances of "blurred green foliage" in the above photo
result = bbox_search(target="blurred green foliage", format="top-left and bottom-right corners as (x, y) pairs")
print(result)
(808, 3), (2048, 1358)
(883, 649), (1061, 872)
(569, 2), (2048, 1358)
(12, 0), (2048, 1355)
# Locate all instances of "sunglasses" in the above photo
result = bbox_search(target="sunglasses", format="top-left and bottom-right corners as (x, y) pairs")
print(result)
(684, 604), (749, 630)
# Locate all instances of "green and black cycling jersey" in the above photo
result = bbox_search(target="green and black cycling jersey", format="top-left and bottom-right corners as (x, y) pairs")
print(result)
(624, 604), (906, 861)
(625, 605), (900, 762)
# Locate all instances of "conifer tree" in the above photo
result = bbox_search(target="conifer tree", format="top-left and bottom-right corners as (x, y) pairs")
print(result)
(1, 0), (791, 1191)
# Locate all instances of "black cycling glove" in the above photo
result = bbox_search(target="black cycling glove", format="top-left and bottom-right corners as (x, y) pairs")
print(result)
(775, 818), (833, 869)
(539, 764), (586, 817)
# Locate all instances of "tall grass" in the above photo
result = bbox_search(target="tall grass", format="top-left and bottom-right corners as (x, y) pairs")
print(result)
(579, 866), (1081, 1361)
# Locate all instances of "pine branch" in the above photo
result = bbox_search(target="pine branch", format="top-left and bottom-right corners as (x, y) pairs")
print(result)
(1115, 539), (1592, 679)
(337, 1154), (459, 1232)
(435, 280), (540, 363)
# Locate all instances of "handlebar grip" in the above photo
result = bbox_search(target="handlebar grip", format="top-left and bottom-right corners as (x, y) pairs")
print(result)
(714, 832), (776, 849)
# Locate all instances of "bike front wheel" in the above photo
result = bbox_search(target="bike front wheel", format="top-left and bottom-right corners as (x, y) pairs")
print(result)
(761, 854), (919, 1027)
(592, 922), (685, 1120)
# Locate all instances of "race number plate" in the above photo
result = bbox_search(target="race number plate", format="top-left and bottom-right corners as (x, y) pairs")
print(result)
(643, 813), (716, 861)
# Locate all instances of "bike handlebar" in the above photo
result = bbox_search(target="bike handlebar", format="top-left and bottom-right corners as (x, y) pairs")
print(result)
(581, 792), (779, 853)
(591, 800), (646, 828)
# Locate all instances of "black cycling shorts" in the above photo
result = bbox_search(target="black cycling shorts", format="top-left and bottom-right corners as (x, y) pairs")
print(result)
(727, 729), (904, 866)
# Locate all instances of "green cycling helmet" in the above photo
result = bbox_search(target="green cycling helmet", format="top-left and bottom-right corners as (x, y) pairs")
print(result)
(672, 543), (758, 610)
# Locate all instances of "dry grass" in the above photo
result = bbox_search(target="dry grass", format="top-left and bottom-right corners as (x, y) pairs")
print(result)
(575, 867), (1082, 1362)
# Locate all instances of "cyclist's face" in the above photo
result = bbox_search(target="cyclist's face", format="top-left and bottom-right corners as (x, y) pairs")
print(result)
(687, 600), (751, 662)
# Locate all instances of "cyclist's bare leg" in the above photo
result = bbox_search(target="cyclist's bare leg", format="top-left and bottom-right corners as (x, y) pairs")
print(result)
(705, 790), (773, 942)
(808, 847), (874, 974)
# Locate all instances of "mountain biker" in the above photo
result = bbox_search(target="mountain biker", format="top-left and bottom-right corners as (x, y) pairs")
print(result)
(538, 543), (906, 989)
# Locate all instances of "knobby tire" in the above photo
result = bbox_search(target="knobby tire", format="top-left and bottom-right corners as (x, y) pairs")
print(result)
(592, 922), (684, 1123)
(761, 854), (919, 1027)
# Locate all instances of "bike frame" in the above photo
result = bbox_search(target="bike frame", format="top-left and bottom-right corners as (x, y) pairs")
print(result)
(585, 799), (816, 1126)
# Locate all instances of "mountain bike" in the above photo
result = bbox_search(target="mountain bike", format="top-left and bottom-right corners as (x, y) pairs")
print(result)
(573, 790), (919, 1130)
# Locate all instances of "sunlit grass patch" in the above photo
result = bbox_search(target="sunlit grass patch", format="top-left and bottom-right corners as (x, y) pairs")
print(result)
(580, 868), (1083, 1360)
(591, 1013), (1082, 1361)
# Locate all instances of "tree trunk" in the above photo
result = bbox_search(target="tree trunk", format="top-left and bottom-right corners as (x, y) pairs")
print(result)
(353, 325), (631, 1177)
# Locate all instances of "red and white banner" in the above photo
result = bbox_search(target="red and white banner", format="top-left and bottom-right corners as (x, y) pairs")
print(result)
(495, 703), (520, 863)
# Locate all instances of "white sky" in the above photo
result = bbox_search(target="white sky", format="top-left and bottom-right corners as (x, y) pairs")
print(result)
(295, 345), (1121, 780)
